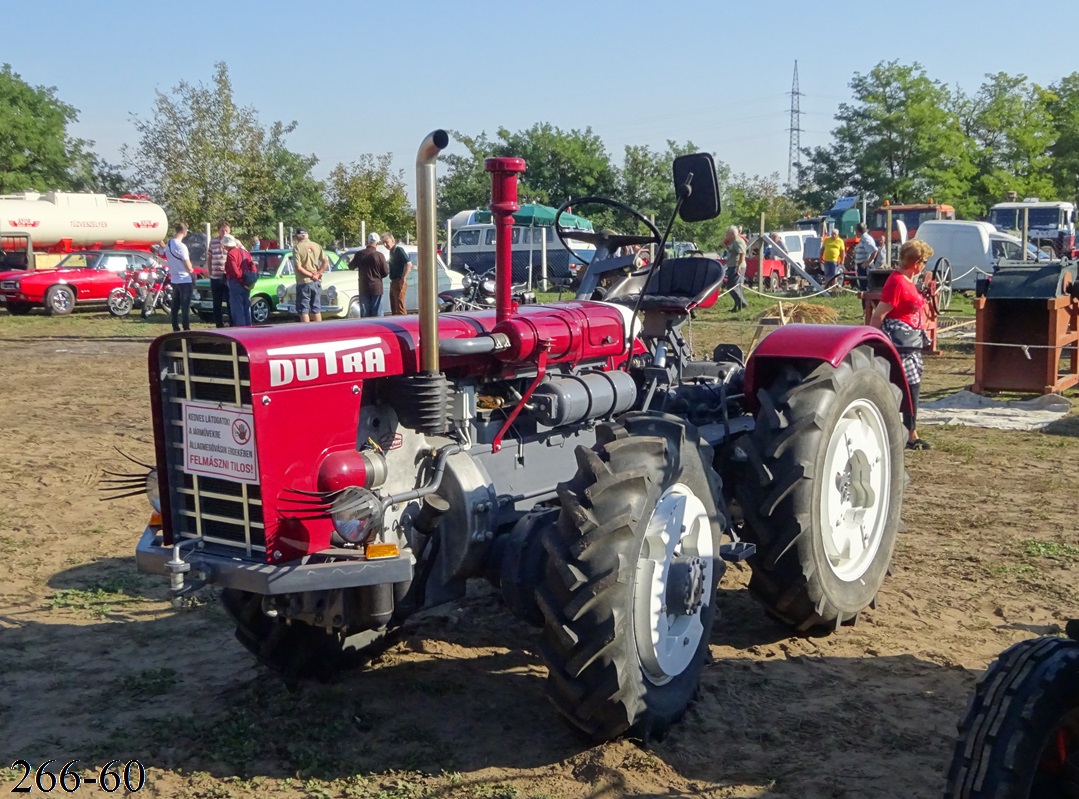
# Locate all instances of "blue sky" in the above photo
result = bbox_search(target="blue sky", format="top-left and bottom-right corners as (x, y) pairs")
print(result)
(7, 1), (1079, 202)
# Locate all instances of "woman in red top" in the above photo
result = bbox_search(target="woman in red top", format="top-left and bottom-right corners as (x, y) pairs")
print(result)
(870, 239), (934, 450)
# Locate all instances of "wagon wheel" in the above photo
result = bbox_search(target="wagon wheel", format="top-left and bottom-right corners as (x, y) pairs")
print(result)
(931, 257), (952, 312)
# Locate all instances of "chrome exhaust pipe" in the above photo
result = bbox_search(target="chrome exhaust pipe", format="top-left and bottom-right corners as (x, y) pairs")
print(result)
(416, 129), (449, 375)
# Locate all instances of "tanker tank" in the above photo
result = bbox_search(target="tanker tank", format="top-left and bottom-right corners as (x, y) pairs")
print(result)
(0, 191), (168, 253)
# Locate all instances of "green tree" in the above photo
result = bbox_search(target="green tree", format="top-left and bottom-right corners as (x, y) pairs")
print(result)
(437, 125), (616, 219)
(1047, 72), (1079, 201)
(326, 154), (413, 247)
(124, 62), (321, 241)
(495, 123), (616, 206)
(437, 131), (494, 221)
(725, 172), (806, 234)
(957, 73), (1057, 215)
(0, 64), (94, 193)
(615, 140), (733, 251)
(798, 61), (974, 216)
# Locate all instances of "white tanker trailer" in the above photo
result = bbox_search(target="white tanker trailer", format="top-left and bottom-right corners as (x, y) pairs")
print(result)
(0, 191), (168, 270)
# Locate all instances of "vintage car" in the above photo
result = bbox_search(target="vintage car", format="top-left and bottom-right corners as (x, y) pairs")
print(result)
(277, 244), (463, 318)
(191, 249), (347, 324)
(0, 250), (167, 316)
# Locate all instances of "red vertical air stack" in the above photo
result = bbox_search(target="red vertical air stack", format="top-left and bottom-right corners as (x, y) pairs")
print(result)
(484, 157), (527, 323)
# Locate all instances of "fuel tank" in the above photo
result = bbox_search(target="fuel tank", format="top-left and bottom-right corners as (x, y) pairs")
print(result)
(0, 191), (167, 251)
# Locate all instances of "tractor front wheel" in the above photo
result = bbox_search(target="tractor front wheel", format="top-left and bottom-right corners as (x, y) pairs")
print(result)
(945, 635), (1079, 798)
(735, 345), (905, 632)
(538, 414), (726, 741)
(219, 589), (384, 686)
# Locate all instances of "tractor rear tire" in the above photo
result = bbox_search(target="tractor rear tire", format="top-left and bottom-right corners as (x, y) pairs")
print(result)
(538, 413), (726, 742)
(735, 345), (904, 633)
(945, 635), (1079, 798)
(219, 589), (384, 687)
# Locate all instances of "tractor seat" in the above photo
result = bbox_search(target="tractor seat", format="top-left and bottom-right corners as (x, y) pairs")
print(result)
(607, 257), (725, 313)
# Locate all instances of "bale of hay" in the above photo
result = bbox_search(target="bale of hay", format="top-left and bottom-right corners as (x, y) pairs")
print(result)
(759, 302), (839, 324)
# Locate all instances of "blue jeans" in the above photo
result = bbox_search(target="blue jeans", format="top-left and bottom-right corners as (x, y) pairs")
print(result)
(227, 279), (251, 326)
(170, 282), (193, 331)
(360, 294), (384, 317)
(210, 278), (228, 327)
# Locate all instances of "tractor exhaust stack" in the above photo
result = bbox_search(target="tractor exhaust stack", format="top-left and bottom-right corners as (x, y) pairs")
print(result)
(416, 129), (449, 375)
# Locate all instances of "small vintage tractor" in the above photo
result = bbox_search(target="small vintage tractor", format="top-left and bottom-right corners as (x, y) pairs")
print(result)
(122, 130), (911, 741)
(945, 626), (1079, 798)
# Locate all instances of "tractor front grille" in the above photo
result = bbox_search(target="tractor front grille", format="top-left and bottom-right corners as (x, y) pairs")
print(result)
(158, 336), (265, 558)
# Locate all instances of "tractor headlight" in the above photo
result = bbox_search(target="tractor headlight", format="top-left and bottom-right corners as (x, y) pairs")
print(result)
(481, 278), (496, 295)
(277, 284), (287, 299)
(330, 487), (383, 545)
(145, 469), (161, 513)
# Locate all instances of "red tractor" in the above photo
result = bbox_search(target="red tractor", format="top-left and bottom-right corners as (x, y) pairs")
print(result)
(120, 130), (911, 742)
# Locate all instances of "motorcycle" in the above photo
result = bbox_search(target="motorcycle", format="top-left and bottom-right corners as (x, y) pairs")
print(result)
(438, 267), (536, 312)
(138, 264), (173, 318)
(107, 263), (159, 317)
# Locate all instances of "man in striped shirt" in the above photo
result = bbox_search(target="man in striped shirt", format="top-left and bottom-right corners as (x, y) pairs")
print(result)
(206, 221), (231, 328)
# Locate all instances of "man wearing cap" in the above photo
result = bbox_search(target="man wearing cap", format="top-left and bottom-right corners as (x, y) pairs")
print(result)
(222, 235), (253, 326)
(293, 228), (329, 323)
(382, 232), (411, 315)
(350, 233), (389, 317)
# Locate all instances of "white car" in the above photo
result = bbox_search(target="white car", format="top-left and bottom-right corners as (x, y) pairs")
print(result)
(278, 245), (463, 318)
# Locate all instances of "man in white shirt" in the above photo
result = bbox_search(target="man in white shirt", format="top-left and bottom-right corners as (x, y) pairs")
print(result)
(853, 223), (879, 290)
(164, 222), (195, 331)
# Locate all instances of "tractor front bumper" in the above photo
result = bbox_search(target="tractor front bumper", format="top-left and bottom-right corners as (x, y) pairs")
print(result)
(135, 526), (413, 595)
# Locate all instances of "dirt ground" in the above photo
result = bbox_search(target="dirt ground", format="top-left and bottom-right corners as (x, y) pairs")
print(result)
(2, 304), (1078, 799)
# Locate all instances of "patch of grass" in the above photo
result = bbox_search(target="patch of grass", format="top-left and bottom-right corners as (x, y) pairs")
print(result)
(933, 437), (977, 460)
(1023, 540), (1079, 562)
(304, 779), (335, 799)
(474, 784), (520, 799)
(113, 667), (177, 699)
(989, 562), (1040, 577)
(48, 586), (139, 619)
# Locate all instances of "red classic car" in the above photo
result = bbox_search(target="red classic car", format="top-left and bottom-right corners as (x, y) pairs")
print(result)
(0, 250), (200, 316)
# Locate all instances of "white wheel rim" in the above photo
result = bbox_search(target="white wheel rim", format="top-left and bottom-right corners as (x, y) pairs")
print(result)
(820, 398), (891, 581)
(633, 483), (713, 686)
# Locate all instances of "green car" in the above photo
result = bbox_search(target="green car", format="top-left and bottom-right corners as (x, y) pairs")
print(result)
(192, 249), (347, 324)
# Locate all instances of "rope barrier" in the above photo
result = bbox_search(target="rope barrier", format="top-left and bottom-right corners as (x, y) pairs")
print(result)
(946, 340), (1078, 360)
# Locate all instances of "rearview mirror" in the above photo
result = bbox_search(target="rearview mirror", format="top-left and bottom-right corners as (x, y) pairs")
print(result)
(673, 153), (721, 222)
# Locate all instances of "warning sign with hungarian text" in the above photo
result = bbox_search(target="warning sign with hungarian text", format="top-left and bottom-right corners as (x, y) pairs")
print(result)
(181, 401), (260, 484)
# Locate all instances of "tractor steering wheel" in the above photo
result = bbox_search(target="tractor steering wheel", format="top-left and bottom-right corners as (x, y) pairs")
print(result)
(554, 196), (661, 267)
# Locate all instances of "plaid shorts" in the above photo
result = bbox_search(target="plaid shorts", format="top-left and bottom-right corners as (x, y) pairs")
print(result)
(882, 318), (924, 385)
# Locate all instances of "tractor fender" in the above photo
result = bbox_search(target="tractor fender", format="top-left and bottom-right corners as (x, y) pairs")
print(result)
(743, 324), (912, 416)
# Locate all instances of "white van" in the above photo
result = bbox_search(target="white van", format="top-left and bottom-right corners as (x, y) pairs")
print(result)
(914, 220), (1049, 291)
(759, 230), (816, 268)
(447, 222), (595, 284)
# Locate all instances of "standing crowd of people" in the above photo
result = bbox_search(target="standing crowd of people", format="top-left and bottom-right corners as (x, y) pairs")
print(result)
(160, 223), (415, 330)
